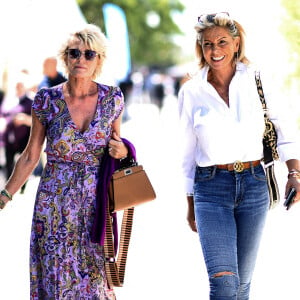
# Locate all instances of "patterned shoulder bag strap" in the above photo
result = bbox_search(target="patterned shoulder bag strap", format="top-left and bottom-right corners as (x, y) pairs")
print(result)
(255, 71), (280, 209)
(255, 71), (267, 115)
(254, 71), (279, 163)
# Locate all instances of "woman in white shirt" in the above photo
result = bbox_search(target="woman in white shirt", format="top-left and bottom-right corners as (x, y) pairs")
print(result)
(178, 12), (300, 300)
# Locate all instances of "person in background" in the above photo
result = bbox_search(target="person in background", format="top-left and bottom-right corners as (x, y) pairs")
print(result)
(0, 89), (4, 106)
(0, 89), (6, 149)
(148, 71), (165, 109)
(0, 89), (6, 169)
(0, 24), (128, 299)
(38, 56), (66, 89)
(3, 74), (33, 193)
(178, 12), (300, 299)
(36, 56), (67, 175)
(118, 74), (133, 122)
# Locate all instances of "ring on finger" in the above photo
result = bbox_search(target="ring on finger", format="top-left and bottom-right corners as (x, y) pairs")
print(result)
(108, 147), (112, 152)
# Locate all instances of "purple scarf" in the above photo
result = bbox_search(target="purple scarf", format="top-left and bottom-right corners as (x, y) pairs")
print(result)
(91, 138), (136, 247)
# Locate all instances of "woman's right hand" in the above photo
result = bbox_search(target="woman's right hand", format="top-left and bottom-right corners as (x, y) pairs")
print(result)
(187, 195), (197, 232)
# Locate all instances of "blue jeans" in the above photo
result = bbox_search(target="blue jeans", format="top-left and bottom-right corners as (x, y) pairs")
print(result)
(193, 164), (269, 300)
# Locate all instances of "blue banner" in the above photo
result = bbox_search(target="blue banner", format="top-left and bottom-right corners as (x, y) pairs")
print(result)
(102, 3), (131, 82)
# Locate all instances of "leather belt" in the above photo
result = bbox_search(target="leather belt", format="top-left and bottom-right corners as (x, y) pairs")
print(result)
(216, 160), (261, 172)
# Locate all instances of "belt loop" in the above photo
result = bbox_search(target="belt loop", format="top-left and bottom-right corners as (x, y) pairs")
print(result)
(250, 160), (255, 174)
(250, 160), (260, 174)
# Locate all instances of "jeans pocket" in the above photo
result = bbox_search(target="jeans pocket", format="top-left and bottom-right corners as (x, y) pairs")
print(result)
(252, 165), (267, 181)
(195, 166), (216, 182)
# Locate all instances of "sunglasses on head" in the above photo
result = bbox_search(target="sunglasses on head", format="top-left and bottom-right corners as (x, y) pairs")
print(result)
(66, 49), (99, 61)
(198, 12), (229, 23)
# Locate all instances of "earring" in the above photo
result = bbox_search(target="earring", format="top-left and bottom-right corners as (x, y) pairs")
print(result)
(235, 52), (239, 63)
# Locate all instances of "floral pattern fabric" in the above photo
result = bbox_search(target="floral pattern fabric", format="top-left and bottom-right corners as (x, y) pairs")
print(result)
(30, 83), (123, 299)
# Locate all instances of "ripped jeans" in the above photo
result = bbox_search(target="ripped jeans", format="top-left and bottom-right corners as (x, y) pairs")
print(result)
(193, 164), (269, 300)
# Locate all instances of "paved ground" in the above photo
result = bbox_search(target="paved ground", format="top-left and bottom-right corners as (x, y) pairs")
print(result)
(0, 96), (300, 299)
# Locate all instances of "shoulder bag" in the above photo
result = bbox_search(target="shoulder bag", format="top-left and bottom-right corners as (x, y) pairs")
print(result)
(104, 157), (156, 288)
(255, 71), (280, 209)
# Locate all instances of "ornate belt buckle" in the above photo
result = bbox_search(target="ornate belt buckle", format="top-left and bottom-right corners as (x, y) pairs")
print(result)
(233, 160), (244, 172)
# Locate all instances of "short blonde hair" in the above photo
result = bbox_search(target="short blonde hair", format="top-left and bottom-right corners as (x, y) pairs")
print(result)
(194, 12), (249, 68)
(58, 24), (108, 80)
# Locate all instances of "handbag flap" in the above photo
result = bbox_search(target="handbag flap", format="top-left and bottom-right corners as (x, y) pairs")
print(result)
(111, 165), (144, 180)
(109, 165), (156, 212)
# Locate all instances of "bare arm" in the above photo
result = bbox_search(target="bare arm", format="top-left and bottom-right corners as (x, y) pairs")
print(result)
(285, 159), (300, 204)
(0, 110), (45, 207)
(286, 159), (300, 173)
(187, 195), (197, 232)
(108, 113), (128, 159)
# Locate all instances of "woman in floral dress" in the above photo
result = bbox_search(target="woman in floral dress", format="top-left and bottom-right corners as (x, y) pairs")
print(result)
(0, 24), (128, 299)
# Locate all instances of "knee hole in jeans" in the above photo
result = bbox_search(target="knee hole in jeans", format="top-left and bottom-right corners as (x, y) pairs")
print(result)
(210, 271), (239, 297)
(213, 271), (235, 278)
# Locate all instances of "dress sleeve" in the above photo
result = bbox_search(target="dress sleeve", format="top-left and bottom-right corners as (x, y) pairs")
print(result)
(32, 89), (50, 126)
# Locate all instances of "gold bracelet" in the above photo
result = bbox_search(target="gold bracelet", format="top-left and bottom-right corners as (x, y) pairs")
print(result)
(0, 189), (13, 200)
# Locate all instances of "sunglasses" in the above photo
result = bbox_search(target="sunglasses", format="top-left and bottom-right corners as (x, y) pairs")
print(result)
(198, 12), (229, 23)
(66, 49), (100, 61)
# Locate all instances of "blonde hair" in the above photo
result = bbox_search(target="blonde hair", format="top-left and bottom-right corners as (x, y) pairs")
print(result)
(194, 12), (249, 68)
(58, 24), (108, 80)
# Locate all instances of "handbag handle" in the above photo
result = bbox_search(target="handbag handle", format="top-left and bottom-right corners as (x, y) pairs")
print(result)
(104, 204), (134, 288)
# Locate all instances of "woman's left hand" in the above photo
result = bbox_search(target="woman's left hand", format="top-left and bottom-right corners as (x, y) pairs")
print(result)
(285, 176), (300, 207)
(108, 131), (128, 159)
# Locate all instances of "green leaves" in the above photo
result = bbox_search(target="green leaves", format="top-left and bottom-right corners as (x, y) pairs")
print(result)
(77, 0), (184, 68)
(281, 0), (300, 85)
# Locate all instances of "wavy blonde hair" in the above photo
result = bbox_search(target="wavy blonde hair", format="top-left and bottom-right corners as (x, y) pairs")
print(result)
(58, 24), (108, 80)
(194, 13), (249, 68)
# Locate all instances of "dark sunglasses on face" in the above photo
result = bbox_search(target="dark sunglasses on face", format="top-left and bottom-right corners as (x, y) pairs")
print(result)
(66, 49), (100, 61)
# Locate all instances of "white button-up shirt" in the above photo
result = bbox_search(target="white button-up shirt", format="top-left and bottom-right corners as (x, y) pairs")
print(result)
(178, 63), (300, 193)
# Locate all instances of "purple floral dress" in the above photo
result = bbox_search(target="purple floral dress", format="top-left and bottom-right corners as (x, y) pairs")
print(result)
(30, 83), (123, 299)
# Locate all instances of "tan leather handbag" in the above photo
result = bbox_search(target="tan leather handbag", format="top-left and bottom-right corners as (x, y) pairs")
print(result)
(108, 163), (156, 212)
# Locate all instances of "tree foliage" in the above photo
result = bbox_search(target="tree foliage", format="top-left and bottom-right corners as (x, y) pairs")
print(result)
(76, 0), (184, 69)
(281, 0), (300, 85)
